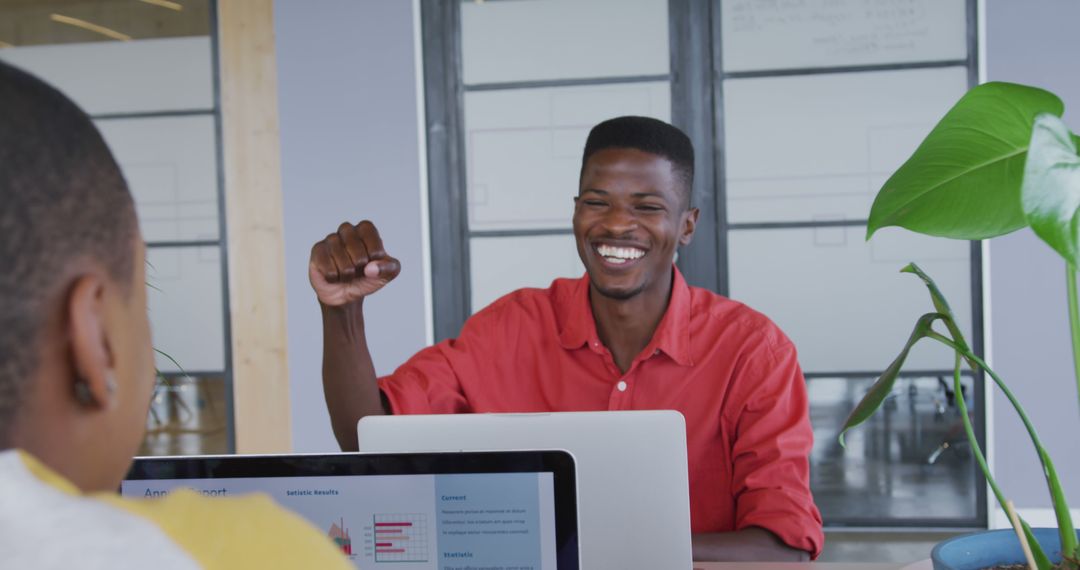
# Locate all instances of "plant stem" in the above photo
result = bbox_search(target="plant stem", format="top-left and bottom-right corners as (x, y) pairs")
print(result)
(949, 355), (1005, 508)
(1067, 262), (1080, 419)
(929, 331), (1077, 560)
(947, 353), (1051, 569)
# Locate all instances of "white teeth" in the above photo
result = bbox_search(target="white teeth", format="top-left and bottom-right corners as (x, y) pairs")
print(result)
(597, 245), (645, 261)
(603, 256), (628, 265)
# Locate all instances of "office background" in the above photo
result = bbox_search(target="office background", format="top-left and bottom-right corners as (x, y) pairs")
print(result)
(1, 0), (1077, 555)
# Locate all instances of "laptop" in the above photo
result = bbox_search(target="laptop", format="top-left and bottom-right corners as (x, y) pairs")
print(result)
(357, 411), (693, 570)
(123, 450), (579, 570)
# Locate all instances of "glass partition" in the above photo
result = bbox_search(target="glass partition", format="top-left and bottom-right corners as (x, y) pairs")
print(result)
(0, 0), (230, 455)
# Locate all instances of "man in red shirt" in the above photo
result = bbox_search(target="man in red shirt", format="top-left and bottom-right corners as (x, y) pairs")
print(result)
(310, 116), (823, 561)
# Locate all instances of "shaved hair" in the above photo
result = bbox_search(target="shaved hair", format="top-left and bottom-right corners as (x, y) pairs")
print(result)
(581, 116), (695, 208)
(0, 61), (137, 445)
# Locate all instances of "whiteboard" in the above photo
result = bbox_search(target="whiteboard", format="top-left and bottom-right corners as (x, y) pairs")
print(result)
(728, 226), (971, 373)
(148, 246), (226, 373)
(96, 116), (220, 243)
(723, 66), (969, 224)
(470, 234), (583, 313)
(721, 0), (967, 72)
(464, 82), (670, 232)
(462, 0), (668, 85)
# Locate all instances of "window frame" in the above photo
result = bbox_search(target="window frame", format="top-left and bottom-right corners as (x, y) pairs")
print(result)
(421, 0), (986, 529)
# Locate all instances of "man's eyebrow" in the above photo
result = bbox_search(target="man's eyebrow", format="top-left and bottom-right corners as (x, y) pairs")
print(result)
(632, 191), (665, 199)
(580, 188), (609, 196)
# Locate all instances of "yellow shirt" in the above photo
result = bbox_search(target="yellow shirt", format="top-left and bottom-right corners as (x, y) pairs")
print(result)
(1, 450), (353, 569)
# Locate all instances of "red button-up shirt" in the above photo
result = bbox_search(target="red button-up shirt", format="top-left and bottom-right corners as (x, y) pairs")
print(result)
(378, 267), (824, 557)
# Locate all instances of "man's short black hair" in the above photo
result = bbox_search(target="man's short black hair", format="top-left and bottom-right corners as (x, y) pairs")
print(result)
(580, 116), (695, 208)
(0, 61), (137, 445)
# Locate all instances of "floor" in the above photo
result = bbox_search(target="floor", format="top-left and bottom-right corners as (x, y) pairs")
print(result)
(138, 375), (229, 456)
(808, 376), (979, 524)
(820, 531), (962, 563)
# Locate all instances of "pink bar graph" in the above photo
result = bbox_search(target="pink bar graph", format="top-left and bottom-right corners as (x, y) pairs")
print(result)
(372, 513), (427, 563)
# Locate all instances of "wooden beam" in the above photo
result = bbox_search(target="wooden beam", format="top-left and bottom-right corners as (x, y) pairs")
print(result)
(217, 0), (291, 453)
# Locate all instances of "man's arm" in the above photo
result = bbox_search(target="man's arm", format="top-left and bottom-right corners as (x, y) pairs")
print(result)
(320, 300), (388, 451)
(723, 335), (824, 559)
(691, 528), (810, 562)
(310, 221), (400, 451)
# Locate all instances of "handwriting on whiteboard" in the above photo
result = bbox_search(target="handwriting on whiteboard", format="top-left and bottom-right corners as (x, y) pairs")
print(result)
(723, 0), (963, 66)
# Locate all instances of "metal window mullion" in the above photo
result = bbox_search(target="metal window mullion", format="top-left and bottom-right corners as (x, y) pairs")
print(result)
(965, 0), (988, 529)
(423, 0), (471, 341)
(90, 109), (216, 122)
(464, 73), (671, 93)
(146, 239), (222, 249)
(208, 0), (235, 453)
(669, 0), (721, 294)
(710, 0), (730, 296)
(803, 370), (976, 380)
(720, 58), (969, 80)
(728, 219), (869, 231)
(470, 228), (573, 239)
(157, 370), (228, 379)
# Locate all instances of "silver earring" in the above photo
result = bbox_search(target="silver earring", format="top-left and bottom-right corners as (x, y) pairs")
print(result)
(105, 372), (117, 395)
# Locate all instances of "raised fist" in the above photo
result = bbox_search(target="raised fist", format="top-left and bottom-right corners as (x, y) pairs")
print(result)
(309, 221), (401, 307)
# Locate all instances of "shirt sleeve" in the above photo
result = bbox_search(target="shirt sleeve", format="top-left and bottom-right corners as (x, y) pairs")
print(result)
(377, 339), (473, 415)
(377, 301), (511, 414)
(727, 333), (824, 559)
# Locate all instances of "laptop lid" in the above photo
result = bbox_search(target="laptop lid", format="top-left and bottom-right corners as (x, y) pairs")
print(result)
(123, 451), (579, 570)
(357, 411), (693, 570)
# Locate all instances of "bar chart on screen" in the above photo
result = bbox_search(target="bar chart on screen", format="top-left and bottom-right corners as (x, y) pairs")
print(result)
(328, 517), (354, 557)
(372, 513), (429, 563)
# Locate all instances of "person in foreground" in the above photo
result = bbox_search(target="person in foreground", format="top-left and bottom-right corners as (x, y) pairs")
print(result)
(312, 116), (824, 561)
(0, 62), (352, 569)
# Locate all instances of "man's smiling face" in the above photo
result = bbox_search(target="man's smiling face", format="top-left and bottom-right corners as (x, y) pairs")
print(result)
(573, 147), (699, 301)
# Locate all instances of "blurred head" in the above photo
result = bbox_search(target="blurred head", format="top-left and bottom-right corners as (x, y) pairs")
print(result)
(573, 116), (699, 301)
(0, 61), (153, 491)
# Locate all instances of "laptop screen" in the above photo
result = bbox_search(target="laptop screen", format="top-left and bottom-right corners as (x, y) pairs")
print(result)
(122, 451), (578, 570)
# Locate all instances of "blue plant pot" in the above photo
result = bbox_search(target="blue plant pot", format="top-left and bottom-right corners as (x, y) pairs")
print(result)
(932, 528), (1080, 570)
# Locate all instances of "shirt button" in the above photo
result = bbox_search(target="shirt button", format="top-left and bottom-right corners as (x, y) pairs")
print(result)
(617, 381), (627, 392)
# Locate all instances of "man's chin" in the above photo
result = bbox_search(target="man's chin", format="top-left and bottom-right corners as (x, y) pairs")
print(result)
(590, 280), (647, 301)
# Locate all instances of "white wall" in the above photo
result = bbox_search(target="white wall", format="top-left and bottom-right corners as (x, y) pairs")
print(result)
(985, 0), (1080, 511)
(275, 0), (430, 452)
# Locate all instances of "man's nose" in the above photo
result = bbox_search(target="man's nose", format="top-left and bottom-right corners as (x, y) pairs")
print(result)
(601, 205), (639, 235)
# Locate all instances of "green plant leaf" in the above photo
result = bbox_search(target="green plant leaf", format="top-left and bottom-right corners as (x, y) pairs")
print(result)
(1022, 113), (1080, 267)
(900, 263), (978, 369)
(867, 82), (1064, 240)
(154, 348), (185, 374)
(838, 312), (941, 447)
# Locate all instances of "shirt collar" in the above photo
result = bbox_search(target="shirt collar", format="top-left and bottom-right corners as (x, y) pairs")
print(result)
(15, 449), (80, 496)
(557, 265), (694, 367)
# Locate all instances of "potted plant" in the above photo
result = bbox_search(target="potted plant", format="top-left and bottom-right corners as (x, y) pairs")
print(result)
(838, 81), (1080, 570)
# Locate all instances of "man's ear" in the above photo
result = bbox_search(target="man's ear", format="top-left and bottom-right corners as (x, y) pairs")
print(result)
(66, 274), (117, 410)
(679, 207), (700, 247)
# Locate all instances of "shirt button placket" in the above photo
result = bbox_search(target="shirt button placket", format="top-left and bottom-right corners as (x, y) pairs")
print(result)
(608, 376), (630, 410)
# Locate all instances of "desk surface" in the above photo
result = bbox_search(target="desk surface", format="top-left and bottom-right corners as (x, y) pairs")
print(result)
(693, 561), (932, 570)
